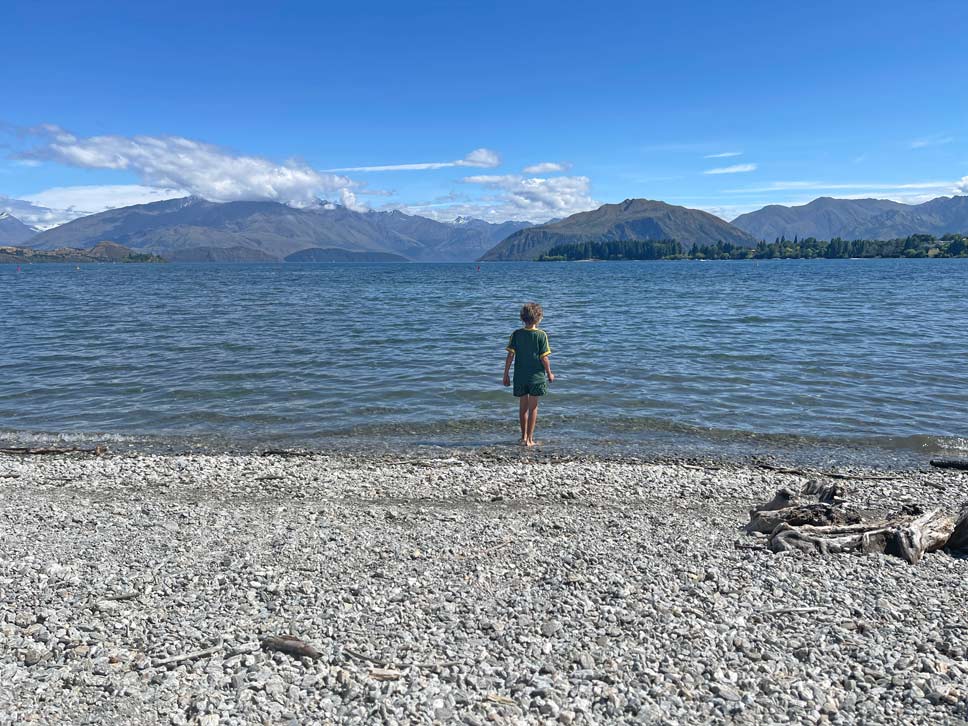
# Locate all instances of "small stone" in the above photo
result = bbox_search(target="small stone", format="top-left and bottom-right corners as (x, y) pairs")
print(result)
(22, 647), (47, 666)
(712, 684), (742, 702)
(541, 620), (562, 637)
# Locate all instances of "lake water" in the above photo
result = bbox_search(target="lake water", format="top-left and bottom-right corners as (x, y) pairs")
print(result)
(2, 259), (966, 464)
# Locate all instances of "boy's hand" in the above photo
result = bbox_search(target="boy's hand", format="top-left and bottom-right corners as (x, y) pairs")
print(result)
(548, 372), (555, 383)
(502, 373), (511, 387)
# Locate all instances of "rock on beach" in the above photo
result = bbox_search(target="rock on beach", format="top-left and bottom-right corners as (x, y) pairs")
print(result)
(1, 450), (967, 724)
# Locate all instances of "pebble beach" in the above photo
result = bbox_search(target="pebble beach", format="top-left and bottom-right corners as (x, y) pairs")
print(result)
(2, 450), (967, 724)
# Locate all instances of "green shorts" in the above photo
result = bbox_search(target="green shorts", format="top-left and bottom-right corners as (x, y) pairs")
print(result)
(513, 380), (548, 397)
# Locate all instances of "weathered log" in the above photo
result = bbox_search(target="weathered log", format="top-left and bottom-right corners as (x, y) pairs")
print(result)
(752, 477), (967, 564)
(770, 522), (893, 557)
(768, 509), (955, 564)
(886, 509), (956, 563)
(931, 459), (968, 471)
(751, 480), (846, 512)
(748, 480), (854, 534)
(943, 504), (968, 553)
(747, 503), (861, 534)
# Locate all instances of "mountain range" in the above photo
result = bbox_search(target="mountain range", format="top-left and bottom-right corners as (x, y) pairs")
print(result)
(8, 193), (968, 263)
(731, 196), (968, 241)
(0, 212), (37, 245)
(22, 197), (533, 262)
(480, 199), (758, 260)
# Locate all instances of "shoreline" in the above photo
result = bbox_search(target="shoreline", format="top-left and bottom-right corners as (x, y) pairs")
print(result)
(2, 451), (967, 723)
(2, 427), (964, 472)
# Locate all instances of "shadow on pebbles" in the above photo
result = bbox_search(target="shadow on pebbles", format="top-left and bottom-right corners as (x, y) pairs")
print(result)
(1, 451), (967, 724)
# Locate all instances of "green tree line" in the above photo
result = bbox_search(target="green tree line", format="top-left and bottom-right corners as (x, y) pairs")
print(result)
(537, 234), (968, 261)
(538, 239), (679, 261)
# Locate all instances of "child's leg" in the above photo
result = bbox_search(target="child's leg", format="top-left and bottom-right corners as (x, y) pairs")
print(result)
(525, 397), (539, 444)
(518, 395), (530, 442)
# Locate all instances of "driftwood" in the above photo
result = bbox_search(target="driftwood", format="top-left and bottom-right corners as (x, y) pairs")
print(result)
(104, 590), (139, 601)
(369, 667), (403, 681)
(153, 641), (223, 668)
(931, 459), (968, 471)
(747, 480), (856, 534)
(0, 445), (107, 456)
(747, 504), (861, 534)
(769, 509), (956, 564)
(759, 606), (828, 616)
(946, 505), (968, 552)
(749, 483), (967, 564)
(261, 635), (322, 659)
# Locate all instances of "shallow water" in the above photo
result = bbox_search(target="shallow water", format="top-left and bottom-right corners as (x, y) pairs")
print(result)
(2, 259), (966, 464)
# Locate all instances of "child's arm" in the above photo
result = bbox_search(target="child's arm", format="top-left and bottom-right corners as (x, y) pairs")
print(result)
(502, 351), (513, 386)
(541, 355), (555, 383)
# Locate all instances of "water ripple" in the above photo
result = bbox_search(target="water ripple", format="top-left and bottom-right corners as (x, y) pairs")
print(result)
(1, 259), (966, 456)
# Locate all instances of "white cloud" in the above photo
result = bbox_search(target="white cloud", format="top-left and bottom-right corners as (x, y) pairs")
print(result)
(337, 188), (367, 212)
(703, 151), (742, 159)
(723, 180), (957, 194)
(392, 174), (597, 223)
(955, 176), (968, 194)
(0, 196), (61, 229)
(23, 184), (187, 214)
(704, 163), (757, 175)
(458, 148), (500, 168)
(1, 185), (191, 229)
(911, 134), (954, 149)
(458, 174), (598, 221)
(22, 125), (355, 205)
(522, 161), (570, 174)
(325, 148), (501, 173)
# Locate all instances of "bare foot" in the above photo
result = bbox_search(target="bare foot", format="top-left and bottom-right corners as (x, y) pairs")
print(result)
(518, 438), (528, 446)
(525, 439), (536, 447)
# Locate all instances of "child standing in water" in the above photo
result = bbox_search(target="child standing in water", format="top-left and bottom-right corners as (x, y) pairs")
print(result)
(503, 302), (554, 446)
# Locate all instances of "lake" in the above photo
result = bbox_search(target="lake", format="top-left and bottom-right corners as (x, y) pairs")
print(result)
(2, 259), (966, 464)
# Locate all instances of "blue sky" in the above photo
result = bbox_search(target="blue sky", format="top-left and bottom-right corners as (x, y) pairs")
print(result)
(2, 0), (966, 227)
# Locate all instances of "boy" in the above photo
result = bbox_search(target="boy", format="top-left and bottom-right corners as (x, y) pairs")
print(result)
(503, 302), (555, 446)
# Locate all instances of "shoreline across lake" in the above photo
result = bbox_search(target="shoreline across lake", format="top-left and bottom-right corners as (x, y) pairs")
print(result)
(2, 449), (967, 723)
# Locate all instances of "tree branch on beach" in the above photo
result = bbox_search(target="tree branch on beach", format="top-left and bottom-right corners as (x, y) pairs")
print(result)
(747, 483), (968, 564)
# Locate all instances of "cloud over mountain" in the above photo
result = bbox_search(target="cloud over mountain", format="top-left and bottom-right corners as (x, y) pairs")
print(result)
(21, 126), (355, 206)
(460, 174), (597, 221)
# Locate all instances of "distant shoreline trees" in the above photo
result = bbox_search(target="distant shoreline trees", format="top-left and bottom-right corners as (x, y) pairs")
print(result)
(536, 234), (968, 261)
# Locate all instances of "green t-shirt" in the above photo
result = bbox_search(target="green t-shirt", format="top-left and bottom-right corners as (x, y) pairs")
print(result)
(506, 328), (551, 384)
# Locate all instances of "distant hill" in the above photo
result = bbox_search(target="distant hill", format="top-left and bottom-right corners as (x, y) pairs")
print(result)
(480, 199), (757, 261)
(0, 212), (36, 245)
(163, 246), (279, 263)
(285, 247), (409, 262)
(731, 196), (968, 241)
(24, 197), (534, 262)
(0, 241), (164, 263)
